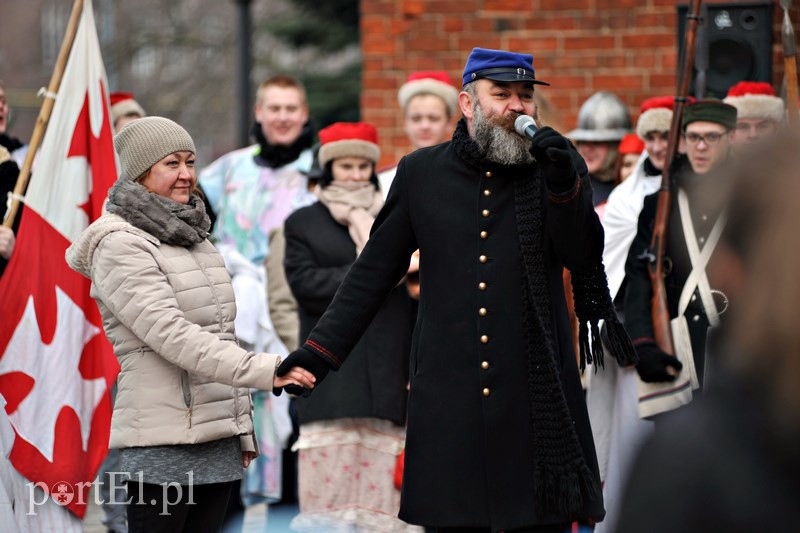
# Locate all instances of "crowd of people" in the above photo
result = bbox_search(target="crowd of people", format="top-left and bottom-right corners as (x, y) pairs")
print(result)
(0, 42), (797, 533)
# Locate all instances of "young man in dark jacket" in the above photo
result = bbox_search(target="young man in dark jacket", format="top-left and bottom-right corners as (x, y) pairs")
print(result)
(625, 100), (737, 419)
(278, 47), (635, 532)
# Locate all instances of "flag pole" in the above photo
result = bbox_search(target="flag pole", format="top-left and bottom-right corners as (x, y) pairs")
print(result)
(3, 0), (84, 228)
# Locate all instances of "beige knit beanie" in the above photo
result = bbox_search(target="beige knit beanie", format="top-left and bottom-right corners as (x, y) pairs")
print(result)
(113, 116), (195, 181)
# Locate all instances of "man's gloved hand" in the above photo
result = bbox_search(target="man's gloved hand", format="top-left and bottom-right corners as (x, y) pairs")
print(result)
(276, 346), (331, 397)
(528, 127), (577, 194)
(634, 341), (684, 383)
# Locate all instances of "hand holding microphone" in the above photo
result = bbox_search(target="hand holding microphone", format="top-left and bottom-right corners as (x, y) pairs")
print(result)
(515, 115), (578, 193)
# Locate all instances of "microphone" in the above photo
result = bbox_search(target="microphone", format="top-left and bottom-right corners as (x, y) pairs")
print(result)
(514, 115), (538, 139)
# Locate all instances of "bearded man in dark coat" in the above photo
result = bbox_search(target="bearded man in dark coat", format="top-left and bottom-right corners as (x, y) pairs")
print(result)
(277, 47), (636, 532)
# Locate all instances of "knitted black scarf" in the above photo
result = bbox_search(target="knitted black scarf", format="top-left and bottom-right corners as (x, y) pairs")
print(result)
(250, 120), (314, 169)
(452, 119), (637, 519)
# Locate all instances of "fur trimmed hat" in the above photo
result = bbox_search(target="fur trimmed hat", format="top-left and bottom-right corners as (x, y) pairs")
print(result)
(110, 92), (146, 126)
(398, 71), (460, 117)
(723, 81), (784, 122)
(114, 117), (195, 181)
(318, 122), (380, 167)
(636, 96), (676, 139)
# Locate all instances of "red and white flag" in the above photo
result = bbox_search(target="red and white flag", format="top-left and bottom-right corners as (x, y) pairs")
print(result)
(0, 1), (119, 519)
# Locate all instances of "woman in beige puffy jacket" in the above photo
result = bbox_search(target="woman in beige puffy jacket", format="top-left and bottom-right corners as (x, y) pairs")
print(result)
(66, 117), (314, 532)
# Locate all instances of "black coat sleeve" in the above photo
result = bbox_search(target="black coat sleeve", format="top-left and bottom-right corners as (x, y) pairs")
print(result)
(301, 158), (418, 368)
(623, 192), (658, 343)
(545, 145), (604, 272)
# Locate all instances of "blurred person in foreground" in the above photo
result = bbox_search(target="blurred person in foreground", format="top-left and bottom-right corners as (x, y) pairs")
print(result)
(284, 122), (418, 532)
(616, 131), (800, 532)
(275, 47), (637, 532)
(65, 117), (314, 531)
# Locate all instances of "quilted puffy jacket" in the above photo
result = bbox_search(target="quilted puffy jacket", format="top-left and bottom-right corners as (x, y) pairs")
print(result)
(66, 213), (279, 451)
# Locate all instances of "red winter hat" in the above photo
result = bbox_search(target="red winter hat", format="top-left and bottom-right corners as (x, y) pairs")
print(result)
(398, 71), (459, 116)
(109, 91), (146, 125)
(618, 133), (645, 155)
(636, 96), (691, 140)
(723, 81), (784, 121)
(318, 122), (380, 167)
(639, 96), (675, 113)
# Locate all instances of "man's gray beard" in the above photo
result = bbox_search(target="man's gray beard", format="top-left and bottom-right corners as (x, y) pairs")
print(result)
(472, 102), (534, 166)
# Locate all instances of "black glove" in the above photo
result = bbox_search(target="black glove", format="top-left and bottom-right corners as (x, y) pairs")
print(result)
(634, 341), (684, 383)
(276, 346), (332, 397)
(528, 127), (577, 194)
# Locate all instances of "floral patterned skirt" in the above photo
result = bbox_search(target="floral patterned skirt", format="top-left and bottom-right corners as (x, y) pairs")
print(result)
(290, 417), (422, 532)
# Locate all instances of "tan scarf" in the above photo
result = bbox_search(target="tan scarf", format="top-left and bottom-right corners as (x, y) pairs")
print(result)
(315, 181), (383, 254)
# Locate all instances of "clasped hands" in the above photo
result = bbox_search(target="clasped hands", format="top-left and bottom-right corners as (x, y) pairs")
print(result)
(273, 346), (331, 397)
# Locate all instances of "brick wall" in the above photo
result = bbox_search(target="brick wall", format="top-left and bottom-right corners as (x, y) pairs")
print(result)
(361, 0), (799, 168)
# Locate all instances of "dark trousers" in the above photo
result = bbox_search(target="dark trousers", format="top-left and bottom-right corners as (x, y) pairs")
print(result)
(126, 480), (233, 533)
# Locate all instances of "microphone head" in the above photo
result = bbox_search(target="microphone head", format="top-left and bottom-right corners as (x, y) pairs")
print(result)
(514, 115), (537, 136)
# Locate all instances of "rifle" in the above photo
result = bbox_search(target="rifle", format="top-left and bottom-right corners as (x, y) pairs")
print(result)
(781, 0), (799, 127)
(645, 0), (703, 355)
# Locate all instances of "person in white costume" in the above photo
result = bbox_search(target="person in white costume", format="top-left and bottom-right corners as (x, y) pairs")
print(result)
(586, 95), (677, 532)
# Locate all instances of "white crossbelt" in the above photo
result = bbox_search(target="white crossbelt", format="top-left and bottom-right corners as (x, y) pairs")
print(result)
(676, 188), (727, 327)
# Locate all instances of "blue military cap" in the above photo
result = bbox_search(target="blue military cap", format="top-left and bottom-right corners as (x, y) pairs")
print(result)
(462, 47), (550, 87)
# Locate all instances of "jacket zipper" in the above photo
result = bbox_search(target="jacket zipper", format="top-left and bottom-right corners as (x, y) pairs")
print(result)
(180, 369), (193, 428)
(193, 249), (226, 333)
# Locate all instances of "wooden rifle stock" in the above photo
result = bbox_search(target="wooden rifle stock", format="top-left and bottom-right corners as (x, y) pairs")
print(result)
(781, 0), (799, 127)
(647, 0), (703, 355)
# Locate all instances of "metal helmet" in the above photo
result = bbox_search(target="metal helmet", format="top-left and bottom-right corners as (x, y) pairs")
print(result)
(567, 91), (632, 142)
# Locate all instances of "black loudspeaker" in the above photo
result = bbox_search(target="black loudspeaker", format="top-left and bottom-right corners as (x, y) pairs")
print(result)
(678, 2), (774, 99)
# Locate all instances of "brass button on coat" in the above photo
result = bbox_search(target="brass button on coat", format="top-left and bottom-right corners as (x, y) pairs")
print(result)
(479, 308), (487, 316)
(479, 255), (487, 263)
(485, 171), (493, 178)
(480, 231), (488, 239)
(483, 189), (492, 197)
(480, 335), (489, 344)
(482, 209), (490, 217)
(478, 282), (487, 290)
(483, 388), (491, 397)
(481, 361), (490, 370)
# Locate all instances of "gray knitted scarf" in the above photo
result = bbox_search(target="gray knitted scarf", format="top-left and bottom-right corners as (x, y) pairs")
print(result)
(106, 179), (210, 246)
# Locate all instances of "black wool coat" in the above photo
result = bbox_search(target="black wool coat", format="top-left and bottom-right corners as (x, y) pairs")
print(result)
(301, 133), (606, 530)
(283, 200), (413, 426)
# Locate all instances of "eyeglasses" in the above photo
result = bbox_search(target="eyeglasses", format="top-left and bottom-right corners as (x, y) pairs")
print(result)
(683, 131), (728, 146)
